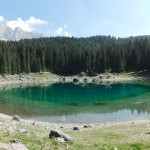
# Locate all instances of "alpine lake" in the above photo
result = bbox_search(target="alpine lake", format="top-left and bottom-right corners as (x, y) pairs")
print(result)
(0, 81), (150, 123)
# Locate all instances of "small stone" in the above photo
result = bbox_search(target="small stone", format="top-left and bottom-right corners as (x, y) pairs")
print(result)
(10, 139), (20, 144)
(11, 115), (20, 122)
(83, 125), (92, 128)
(73, 127), (79, 130)
(32, 121), (35, 125)
(17, 129), (27, 133)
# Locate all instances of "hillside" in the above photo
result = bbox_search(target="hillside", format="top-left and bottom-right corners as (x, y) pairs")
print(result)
(0, 35), (150, 75)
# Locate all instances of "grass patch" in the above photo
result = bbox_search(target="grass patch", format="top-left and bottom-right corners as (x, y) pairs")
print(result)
(28, 72), (58, 78)
(0, 120), (150, 150)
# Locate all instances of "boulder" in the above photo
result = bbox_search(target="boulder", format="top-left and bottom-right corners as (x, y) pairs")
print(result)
(11, 115), (20, 122)
(73, 78), (79, 82)
(73, 127), (80, 130)
(19, 74), (25, 78)
(49, 129), (71, 142)
(62, 77), (66, 82)
(83, 78), (88, 82)
(106, 75), (111, 79)
(99, 76), (103, 79)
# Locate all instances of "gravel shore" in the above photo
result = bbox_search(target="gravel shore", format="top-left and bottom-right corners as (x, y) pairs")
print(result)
(0, 72), (148, 86)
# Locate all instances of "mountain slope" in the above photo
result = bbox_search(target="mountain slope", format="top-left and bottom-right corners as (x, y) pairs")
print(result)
(0, 24), (43, 40)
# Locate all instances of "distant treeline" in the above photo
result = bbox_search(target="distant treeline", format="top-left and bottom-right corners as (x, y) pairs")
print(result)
(0, 35), (150, 75)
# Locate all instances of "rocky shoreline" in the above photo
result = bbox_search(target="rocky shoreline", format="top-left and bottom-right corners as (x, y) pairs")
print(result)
(0, 72), (148, 86)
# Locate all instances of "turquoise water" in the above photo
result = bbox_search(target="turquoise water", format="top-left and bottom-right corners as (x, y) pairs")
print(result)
(0, 82), (150, 123)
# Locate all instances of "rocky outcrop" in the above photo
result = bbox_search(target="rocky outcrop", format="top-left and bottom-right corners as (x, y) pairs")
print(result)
(0, 24), (43, 41)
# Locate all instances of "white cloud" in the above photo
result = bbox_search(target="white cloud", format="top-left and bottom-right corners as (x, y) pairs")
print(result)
(0, 16), (5, 22)
(26, 17), (48, 25)
(6, 17), (48, 32)
(7, 18), (33, 32)
(1, 16), (72, 37)
(55, 24), (71, 37)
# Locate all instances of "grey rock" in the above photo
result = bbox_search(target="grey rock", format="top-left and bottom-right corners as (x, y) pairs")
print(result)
(49, 129), (71, 141)
(73, 78), (79, 82)
(62, 77), (66, 82)
(32, 121), (35, 125)
(73, 127), (80, 130)
(83, 78), (88, 82)
(99, 75), (103, 79)
(11, 115), (20, 121)
(83, 125), (92, 128)
(10, 139), (21, 143)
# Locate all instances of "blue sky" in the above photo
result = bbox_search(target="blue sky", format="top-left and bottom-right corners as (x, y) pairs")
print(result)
(0, 0), (150, 37)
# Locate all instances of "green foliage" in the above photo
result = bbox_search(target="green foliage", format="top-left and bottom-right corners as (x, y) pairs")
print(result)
(0, 35), (150, 75)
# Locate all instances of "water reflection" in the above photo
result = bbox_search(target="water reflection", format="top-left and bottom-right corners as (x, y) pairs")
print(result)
(0, 82), (150, 123)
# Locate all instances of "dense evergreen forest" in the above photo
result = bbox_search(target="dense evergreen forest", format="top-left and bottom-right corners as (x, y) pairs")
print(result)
(0, 35), (150, 75)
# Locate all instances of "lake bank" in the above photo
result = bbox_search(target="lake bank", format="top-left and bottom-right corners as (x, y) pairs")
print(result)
(0, 72), (149, 86)
(0, 113), (150, 149)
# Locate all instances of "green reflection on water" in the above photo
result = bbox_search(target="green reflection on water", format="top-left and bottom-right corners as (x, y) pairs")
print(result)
(0, 82), (150, 123)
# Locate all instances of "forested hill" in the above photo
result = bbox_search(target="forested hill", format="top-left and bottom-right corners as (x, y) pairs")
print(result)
(0, 35), (150, 75)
